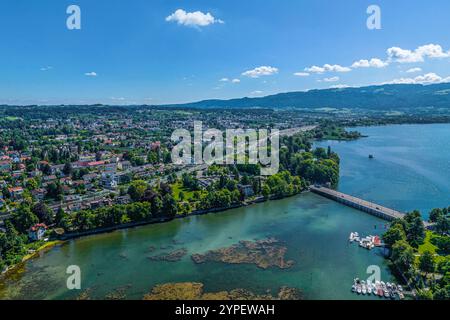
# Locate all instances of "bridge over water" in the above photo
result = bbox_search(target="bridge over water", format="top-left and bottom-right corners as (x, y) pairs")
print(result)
(310, 186), (432, 228)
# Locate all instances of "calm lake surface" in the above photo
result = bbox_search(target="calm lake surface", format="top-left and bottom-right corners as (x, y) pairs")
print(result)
(316, 123), (450, 219)
(0, 124), (448, 300)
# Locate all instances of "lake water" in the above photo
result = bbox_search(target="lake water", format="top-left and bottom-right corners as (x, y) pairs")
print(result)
(0, 124), (448, 300)
(316, 123), (450, 219)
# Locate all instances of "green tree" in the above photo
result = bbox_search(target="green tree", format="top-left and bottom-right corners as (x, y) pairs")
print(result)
(32, 202), (54, 225)
(383, 224), (406, 247)
(419, 251), (435, 277)
(435, 215), (450, 235)
(147, 151), (159, 164)
(12, 204), (39, 234)
(433, 286), (450, 300)
(26, 178), (39, 191)
(1, 221), (25, 265)
(46, 182), (63, 201)
(429, 208), (443, 223)
(262, 184), (271, 199)
(416, 289), (433, 300)
(391, 240), (415, 276)
(405, 211), (426, 247)
(63, 162), (73, 176)
(162, 194), (178, 217)
(55, 207), (69, 229)
(128, 180), (148, 201)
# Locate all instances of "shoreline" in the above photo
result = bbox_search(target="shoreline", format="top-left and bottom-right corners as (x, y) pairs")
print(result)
(1, 240), (64, 279)
(1, 192), (304, 279)
(58, 193), (303, 240)
(0, 190), (310, 280)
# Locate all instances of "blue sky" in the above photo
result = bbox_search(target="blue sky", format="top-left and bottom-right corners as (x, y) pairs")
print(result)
(1, 0), (450, 105)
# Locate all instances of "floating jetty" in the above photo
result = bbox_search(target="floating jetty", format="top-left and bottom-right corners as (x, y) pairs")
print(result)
(310, 186), (431, 227)
(349, 232), (382, 250)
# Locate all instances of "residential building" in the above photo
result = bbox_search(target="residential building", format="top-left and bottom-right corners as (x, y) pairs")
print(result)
(28, 223), (48, 241)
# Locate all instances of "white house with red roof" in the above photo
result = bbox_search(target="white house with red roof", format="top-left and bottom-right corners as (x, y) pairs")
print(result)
(28, 223), (48, 241)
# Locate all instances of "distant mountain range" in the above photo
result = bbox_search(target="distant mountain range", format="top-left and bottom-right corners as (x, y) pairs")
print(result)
(161, 83), (450, 110)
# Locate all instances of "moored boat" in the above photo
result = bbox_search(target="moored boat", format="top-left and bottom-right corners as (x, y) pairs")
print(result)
(377, 288), (384, 297)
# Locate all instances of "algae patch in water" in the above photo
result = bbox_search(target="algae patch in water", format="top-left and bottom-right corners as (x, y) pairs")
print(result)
(148, 248), (188, 262)
(191, 238), (294, 269)
(143, 282), (302, 300)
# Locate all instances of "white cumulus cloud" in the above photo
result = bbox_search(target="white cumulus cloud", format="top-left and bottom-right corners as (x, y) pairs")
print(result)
(242, 66), (279, 78)
(304, 64), (351, 74)
(231, 78), (241, 83)
(406, 67), (422, 73)
(85, 72), (97, 77)
(293, 72), (310, 77)
(166, 9), (224, 27)
(387, 44), (450, 63)
(330, 84), (351, 89)
(352, 58), (388, 68)
(321, 76), (340, 82)
(384, 73), (450, 85)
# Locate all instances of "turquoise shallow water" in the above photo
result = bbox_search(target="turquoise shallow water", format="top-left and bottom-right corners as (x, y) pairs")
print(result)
(0, 193), (393, 300)
(316, 123), (450, 219)
(0, 124), (448, 300)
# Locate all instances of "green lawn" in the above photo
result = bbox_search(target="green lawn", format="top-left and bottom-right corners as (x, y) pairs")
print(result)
(172, 182), (195, 201)
(418, 231), (438, 255)
(416, 231), (447, 266)
(4, 116), (20, 121)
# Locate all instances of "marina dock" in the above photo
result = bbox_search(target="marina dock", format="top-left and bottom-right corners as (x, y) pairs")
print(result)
(310, 186), (431, 227)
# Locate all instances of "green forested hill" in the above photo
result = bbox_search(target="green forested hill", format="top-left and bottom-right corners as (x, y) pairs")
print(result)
(162, 83), (450, 110)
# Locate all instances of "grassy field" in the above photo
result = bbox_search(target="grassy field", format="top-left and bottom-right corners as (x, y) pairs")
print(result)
(418, 231), (438, 254)
(416, 231), (447, 265)
(4, 116), (20, 121)
(172, 182), (195, 201)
